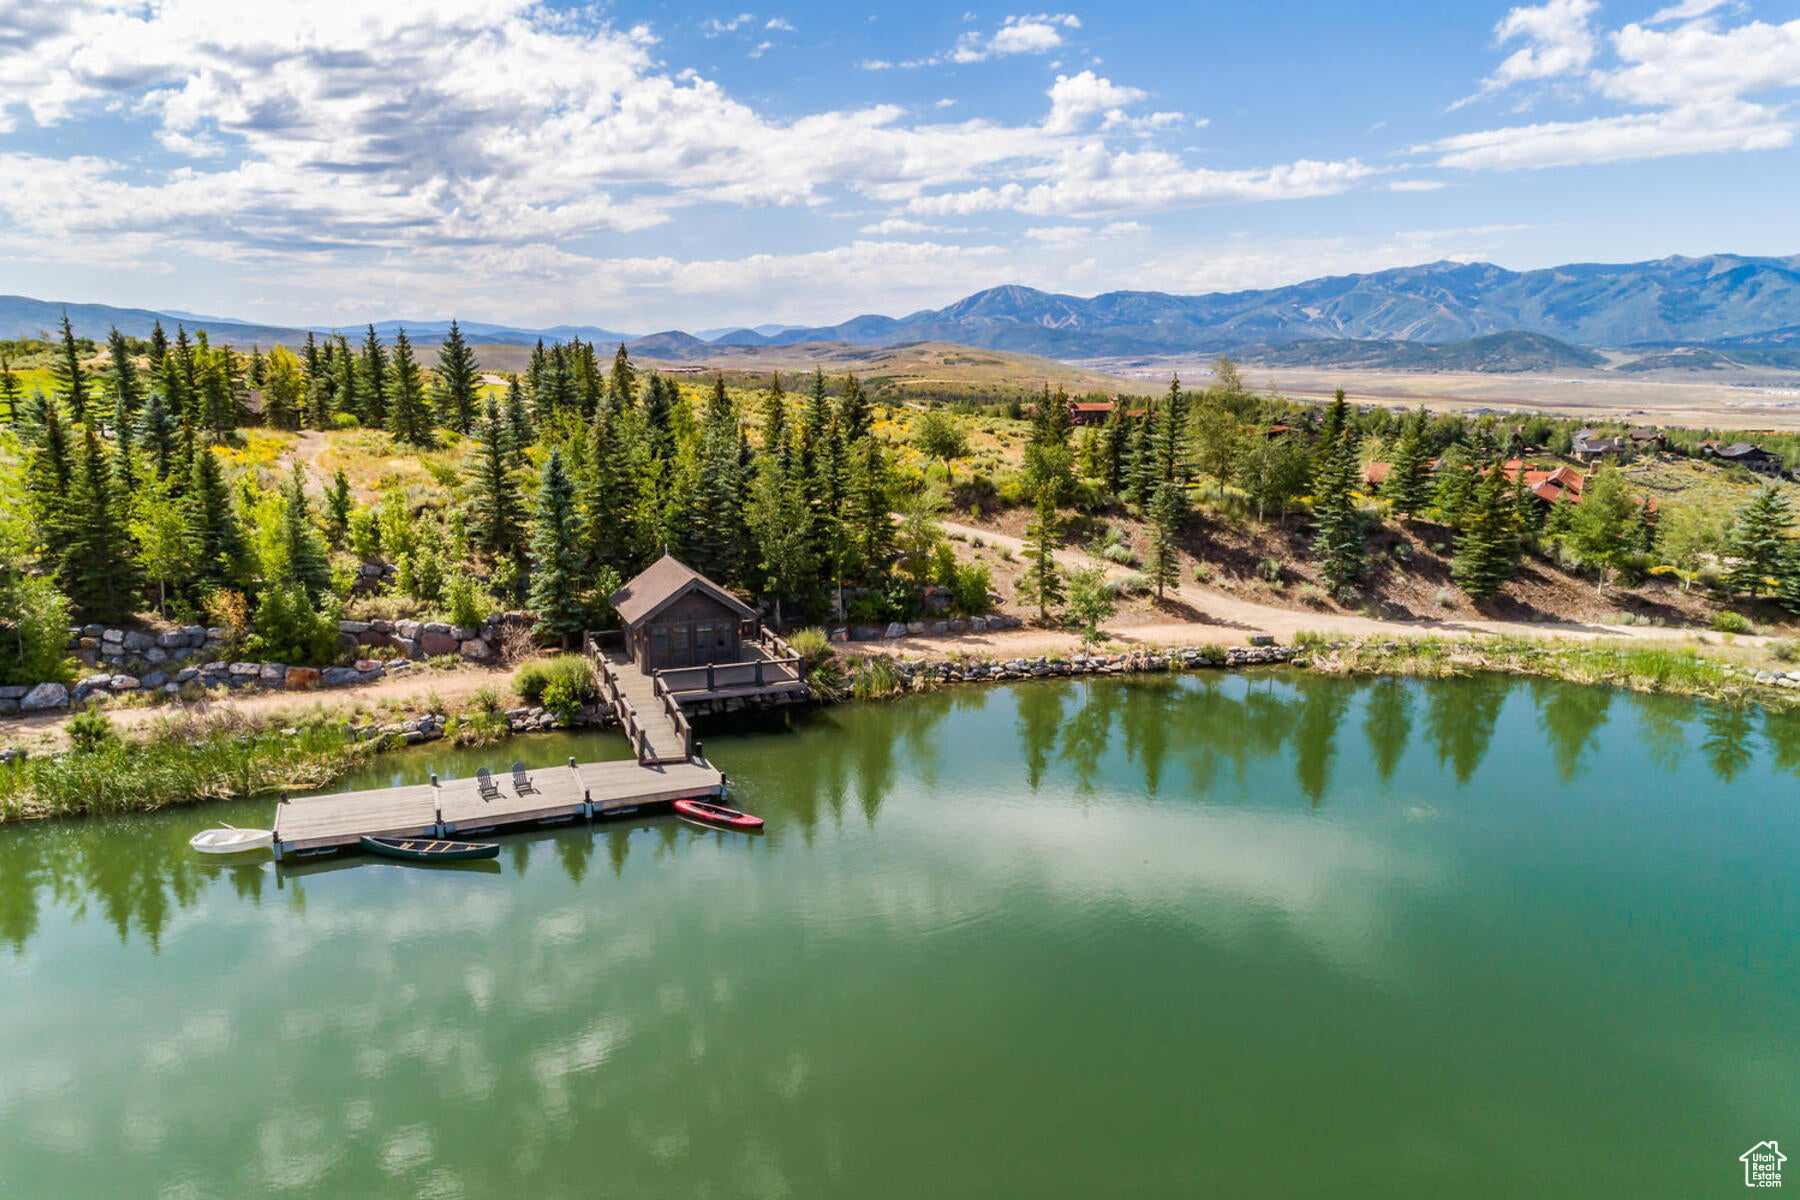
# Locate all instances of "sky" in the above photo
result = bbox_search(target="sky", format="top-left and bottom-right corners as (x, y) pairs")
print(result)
(0, 0), (1796, 333)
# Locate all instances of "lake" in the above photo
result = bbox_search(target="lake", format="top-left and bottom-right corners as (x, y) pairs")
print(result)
(2, 672), (1796, 1197)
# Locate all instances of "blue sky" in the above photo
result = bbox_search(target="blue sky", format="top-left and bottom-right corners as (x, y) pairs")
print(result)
(0, 0), (1796, 332)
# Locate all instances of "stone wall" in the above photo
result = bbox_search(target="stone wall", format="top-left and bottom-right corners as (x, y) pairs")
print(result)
(335, 611), (527, 664)
(881, 643), (1295, 685)
(830, 613), (1025, 642)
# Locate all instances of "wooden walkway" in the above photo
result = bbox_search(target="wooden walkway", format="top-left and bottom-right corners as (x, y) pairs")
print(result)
(272, 757), (726, 858)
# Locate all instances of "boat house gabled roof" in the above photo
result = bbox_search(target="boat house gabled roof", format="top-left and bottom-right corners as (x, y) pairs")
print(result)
(609, 554), (757, 629)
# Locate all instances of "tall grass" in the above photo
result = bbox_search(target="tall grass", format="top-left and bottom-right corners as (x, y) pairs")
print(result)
(0, 715), (381, 821)
(514, 655), (599, 706)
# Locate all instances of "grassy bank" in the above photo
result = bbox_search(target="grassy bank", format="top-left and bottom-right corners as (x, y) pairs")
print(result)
(0, 711), (393, 822)
(1292, 631), (1788, 707)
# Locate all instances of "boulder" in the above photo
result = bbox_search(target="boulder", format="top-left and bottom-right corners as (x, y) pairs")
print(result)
(969, 616), (988, 633)
(338, 620), (372, 635)
(229, 662), (259, 676)
(451, 626), (477, 642)
(884, 622), (908, 640)
(77, 637), (100, 650)
(101, 628), (124, 644)
(948, 619), (969, 634)
(122, 630), (155, 651)
(423, 621), (452, 636)
(420, 632), (459, 657)
(110, 674), (141, 691)
(144, 647), (168, 664)
(393, 637), (420, 659)
(354, 659), (383, 673)
(285, 667), (320, 691)
(459, 637), (493, 661)
(157, 630), (186, 648)
(395, 620), (423, 640)
(906, 621), (926, 635)
(175, 667), (199, 684)
(141, 671), (168, 689)
(321, 667), (362, 687)
(21, 682), (68, 711)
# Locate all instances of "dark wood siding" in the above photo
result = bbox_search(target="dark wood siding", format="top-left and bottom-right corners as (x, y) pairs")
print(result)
(628, 590), (746, 672)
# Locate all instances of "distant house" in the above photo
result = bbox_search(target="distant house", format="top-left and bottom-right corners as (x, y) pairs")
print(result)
(1571, 429), (1626, 462)
(1704, 441), (1785, 475)
(1068, 401), (1115, 426)
(1362, 458), (1439, 491)
(1499, 460), (1586, 507)
(1627, 426), (1666, 450)
(609, 554), (760, 674)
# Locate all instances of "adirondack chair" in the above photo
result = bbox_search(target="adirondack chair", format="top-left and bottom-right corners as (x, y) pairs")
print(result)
(476, 766), (502, 802)
(512, 761), (539, 795)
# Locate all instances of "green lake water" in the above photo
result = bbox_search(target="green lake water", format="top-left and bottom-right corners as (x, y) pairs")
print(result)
(2, 672), (1797, 1197)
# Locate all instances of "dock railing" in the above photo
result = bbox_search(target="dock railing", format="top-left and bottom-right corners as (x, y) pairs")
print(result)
(652, 674), (696, 760)
(589, 635), (653, 763)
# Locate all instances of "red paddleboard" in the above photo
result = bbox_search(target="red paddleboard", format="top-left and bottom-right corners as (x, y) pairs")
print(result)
(673, 798), (765, 831)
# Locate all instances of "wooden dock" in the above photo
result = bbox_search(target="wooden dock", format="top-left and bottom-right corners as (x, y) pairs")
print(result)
(272, 757), (726, 859)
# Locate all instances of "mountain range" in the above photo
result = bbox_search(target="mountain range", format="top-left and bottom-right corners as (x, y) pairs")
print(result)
(7, 253), (1800, 370)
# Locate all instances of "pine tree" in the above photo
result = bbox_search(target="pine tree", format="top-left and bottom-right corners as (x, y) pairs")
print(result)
(1452, 462), (1520, 600)
(537, 343), (575, 423)
(1154, 374), (1188, 483)
(149, 320), (169, 372)
(1312, 428), (1366, 592)
(1016, 490), (1064, 618)
(687, 391), (750, 585)
(106, 328), (141, 421)
(358, 325), (388, 427)
(1314, 388), (1350, 472)
(527, 450), (586, 644)
(189, 447), (247, 592)
(54, 313), (89, 423)
(111, 382), (137, 494)
(384, 328), (433, 446)
(280, 464), (333, 601)
(504, 376), (533, 469)
(1148, 480), (1186, 600)
(746, 452), (817, 627)
(22, 393), (74, 553)
(435, 320), (481, 434)
(1726, 484), (1793, 596)
(1386, 407), (1433, 517)
(197, 351), (236, 439)
(1099, 400), (1129, 493)
(262, 345), (304, 431)
(467, 399), (522, 562)
(1432, 443), (1477, 530)
(137, 391), (179, 482)
(835, 373), (872, 445)
(759, 372), (787, 457)
(62, 423), (137, 619)
(324, 468), (354, 548)
(610, 343), (637, 406)
(0, 354), (19, 423)
(839, 440), (893, 583)
(129, 471), (194, 615)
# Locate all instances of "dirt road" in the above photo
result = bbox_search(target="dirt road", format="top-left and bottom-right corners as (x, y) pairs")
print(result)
(933, 519), (1740, 658)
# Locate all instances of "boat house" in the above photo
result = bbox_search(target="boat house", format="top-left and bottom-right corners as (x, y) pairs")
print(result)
(610, 554), (760, 673)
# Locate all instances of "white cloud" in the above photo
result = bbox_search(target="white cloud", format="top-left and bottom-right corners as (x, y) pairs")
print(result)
(1646, 0), (1734, 23)
(858, 217), (943, 235)
(1044, 70), (1146, 134)
(702, 13), (755, 36)
(764, 17), (796, 31)
(1494, 0), (1598, 81)
(950, 13), (1081, 63)
(1388, 179), (1448, 191)
(1436, 4), (1800, 170)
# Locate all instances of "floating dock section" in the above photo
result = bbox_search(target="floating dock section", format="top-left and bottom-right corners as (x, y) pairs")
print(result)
(272, 758), (726, 859)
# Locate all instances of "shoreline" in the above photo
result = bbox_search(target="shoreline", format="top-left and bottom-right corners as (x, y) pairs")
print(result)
(6, 628), (1799, 825)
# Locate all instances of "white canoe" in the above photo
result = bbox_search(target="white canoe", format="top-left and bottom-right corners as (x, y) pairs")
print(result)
(190, 826), (273, 855)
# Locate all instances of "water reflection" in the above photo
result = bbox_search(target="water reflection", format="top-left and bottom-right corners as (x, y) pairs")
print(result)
(1, 673), (1792, 958)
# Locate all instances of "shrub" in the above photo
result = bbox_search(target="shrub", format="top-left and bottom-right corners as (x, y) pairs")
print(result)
(541, 677), (582, 724)
(514, 654), (598, 706)
(203, 588), (249, 645)
(1191, 562), (1212, 584)
(1436, 588), (1455, 608)
(1256, 557), (1283, 583)
(786, 627), (833, 668)
(1770, 638), (1800, 664)
(949, 562), (994, 614)
(1101, 542), (1137, 565)
(247, 584), (341, 666)
(0, 575), (72, 686)
(1711, 610), (1754, 635)
(1107, 571), (1151, 598)
(471, 685), (504, 715)
(1296, 583), (1328, 606)
(65, 707), (118, 753)
(446, 570), (488, 630)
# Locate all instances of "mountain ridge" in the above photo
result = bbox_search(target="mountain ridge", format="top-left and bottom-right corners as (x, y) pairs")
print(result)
(7, 252), (1800, 366)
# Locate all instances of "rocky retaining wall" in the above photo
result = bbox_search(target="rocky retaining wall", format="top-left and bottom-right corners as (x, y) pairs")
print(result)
(830, 613), (1025, 642)
(881, 642), (1295, 685)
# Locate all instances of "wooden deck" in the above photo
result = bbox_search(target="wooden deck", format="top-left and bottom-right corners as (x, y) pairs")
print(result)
(272, 758), (726, 858)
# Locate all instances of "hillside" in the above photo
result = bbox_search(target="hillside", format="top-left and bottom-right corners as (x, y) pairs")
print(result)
(11, 250), (1800, 371)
